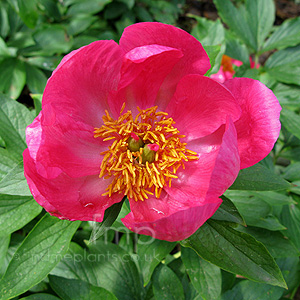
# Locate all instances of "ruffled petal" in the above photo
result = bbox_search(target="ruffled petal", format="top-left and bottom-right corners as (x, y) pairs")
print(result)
(119, 22), (210, 109)
(122, 191), (221, 242)
(110, 44), (182, 115)
(224, 78), (281, 169)
(23, 149), (123, 222)
(43, 40), (124, 126)
(166, 75), (241, 141)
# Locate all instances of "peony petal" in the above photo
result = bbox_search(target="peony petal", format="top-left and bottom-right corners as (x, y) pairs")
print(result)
(166, 75), (241, 141)
(224, 78), (281, 169)
(23, 149), (123, 222)
(26, 106), (107, 178)
(42, 40), (124, 126)
(167, 118), (240, 201)
(111, 44), (183, 115)
(122, 191), (221, 242)
(119, 22), (210, 109)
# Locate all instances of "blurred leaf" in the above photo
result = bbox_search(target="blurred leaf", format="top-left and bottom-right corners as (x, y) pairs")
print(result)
(134, 5), (153, 22)
(0, 215), (80, 300)
(16, 0), (38, 28)
(0, 93), (34, 159)
(262, 17), (300, 52)
(20, 294), (61, 300)
(230, 163), (290, 191)
(181, 219), (287, 288)
(225, 31), (250, 64)
(212, 195), (245, 225)
(33, 25), (73, 55)
(265, 45), (300, 85)
(0, 58), (26, 99)
(31, 93), (42, 116)
(137, 235), (176, 285)
(222, 280), (283, 300)
(0, 5), (10, 38)
(152, 264), (185, 300)
(0, 37), (11, 58)
(280, 109), (300, 140)
(66, 14), (97, 36)
(118, 0), (135, 9)
(104, 1), (128, 19)
(149, 0), (182, 24)
(282, 162), (300, 181)
(26, 56), (62, 71)
(25, 63), (47, 94)
(49, 275), (118, 300)
(237, 227), (300, 258)
(182, 247), (221, 300)
(0, 161), (31, 196)
(67, 0), (112, 16)
(0, 193), (42, 236)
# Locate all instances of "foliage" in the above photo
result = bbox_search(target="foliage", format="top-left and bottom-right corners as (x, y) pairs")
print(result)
(0, 0), (300, 299)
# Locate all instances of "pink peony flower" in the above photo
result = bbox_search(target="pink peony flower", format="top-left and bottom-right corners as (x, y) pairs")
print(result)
(211, 55), (259, 83)
(23, 23), (281, 242)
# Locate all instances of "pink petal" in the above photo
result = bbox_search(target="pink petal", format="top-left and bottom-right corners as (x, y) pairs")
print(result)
(26, 106), (107, 178)
(119, 22), (210, 109)
(166, 75), (241, 141)
(224, 78), (281, 169)
(23, 149), (123, 222)
(122, 191), (221, 242)
(111, 44), (183, 115)
(42, 40), (124, 126)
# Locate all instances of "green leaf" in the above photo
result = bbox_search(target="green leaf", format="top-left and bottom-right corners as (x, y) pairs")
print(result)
(0, 161), (32, 196)
(86, 241), (145, 300)
(222, 280), (284, 300)
(230, 163), (290, 191)
(204, 45), (222, 76)
(253, 191), (296, 206)
(67, 0), (112, 16)
(31, 94), (42, 116)
(237, 227), (300, 259)
(33, 25), (73, 55)
(212, 195), (245, 225)
(282, 162), (300, 181)
(225, 191), (286, 231)
(280, 204), (300, 250)
(265, 45), (300, 85)
(25, 63), (47, 94)
(262, 17), (300, 52)
(152, 264), (185, 300)
(49, 275), (118, 300)
(20, 294), (61, 300)
(182, 247), (221, 300)
(16, 0), (38, 28)
(137, 235), (176, 285)
(0, 148), (19, 180)
(280, 109), (300, 140)
(0, 215), (80, 300)
(0, 235), (10, 271)
(0, 194), (42, 236)
(0, 37), (11, 58)
(88, 199), (124, 243)
(225, 31), (250, 64)
(26, 56), (62, 71)
(0, 58), (26, 99)
(0, 93), (34, 158)
(181, 219), (287, 288)
(273, 83), (300, 107)
(66, 14), (98, 36)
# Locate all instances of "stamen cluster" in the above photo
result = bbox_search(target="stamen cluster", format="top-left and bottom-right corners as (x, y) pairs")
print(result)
(94, 105), (198, 201)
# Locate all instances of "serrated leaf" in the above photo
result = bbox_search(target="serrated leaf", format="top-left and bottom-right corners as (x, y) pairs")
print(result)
(152, 264), (185, 300)
(0, 194), (42, 236)
(181, 219), (287, 289)
(212, 195), (245, 225)
(230, 164), (290, 191)
(182, 247), (221, 300)
(262, 17), (300, 52)
(0, 214), (80, 300)
(49, 275), (118, 300)
(265, 45), (300, 85)
(137, 235), (176, 285)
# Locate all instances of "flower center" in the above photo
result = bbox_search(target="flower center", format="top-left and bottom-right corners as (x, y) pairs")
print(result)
(94, 105), (198, 201)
